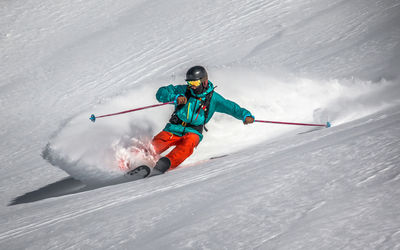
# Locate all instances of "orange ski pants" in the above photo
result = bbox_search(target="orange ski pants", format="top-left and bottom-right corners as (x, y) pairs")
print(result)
(152, 131), (200, 169)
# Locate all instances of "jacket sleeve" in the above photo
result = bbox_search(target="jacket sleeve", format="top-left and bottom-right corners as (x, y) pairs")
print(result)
(214, 93), (253, 122)
(156, 84), (187, 103)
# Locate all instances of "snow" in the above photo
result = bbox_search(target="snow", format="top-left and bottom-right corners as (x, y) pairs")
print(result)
(1, 0), (400, 249)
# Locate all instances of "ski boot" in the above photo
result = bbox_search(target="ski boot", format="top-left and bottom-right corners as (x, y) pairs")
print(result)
(149, 157), (171, 177)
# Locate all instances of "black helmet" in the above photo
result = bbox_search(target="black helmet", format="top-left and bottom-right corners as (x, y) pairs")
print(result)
(185, 66), (208, 81)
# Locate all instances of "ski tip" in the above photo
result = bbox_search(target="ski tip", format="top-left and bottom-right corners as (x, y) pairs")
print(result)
(90, 114), (96, 123)
(326, 121), (331, 128)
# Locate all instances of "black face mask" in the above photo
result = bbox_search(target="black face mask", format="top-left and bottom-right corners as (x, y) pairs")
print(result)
(193, 83), (205, 95)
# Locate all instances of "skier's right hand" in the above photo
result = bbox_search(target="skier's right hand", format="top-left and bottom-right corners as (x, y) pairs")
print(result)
(176, 96), (187, 105)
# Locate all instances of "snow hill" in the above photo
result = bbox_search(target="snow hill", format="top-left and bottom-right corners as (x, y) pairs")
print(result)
(1, 0), (399, 249)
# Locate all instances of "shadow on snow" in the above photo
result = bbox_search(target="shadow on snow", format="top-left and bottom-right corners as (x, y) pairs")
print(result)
(9, 177), (89, 206)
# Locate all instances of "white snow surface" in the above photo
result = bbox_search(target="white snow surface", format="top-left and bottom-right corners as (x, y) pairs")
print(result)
(1, 0), (400, 249)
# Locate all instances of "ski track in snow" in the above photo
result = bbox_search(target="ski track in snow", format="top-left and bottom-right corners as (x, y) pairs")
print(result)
(0, 159), (235, 242)
(2, 106), (400, 247)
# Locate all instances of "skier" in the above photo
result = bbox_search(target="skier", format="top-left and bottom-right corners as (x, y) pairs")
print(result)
(147, 66), (255, 176)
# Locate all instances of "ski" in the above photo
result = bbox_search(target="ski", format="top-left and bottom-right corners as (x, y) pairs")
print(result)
(125, 165), (151, 180)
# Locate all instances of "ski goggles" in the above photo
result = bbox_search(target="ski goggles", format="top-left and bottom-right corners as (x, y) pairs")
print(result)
(186, 79), (201, 87)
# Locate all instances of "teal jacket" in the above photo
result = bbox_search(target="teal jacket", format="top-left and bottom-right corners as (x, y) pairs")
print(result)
(156, 81), (253, 141)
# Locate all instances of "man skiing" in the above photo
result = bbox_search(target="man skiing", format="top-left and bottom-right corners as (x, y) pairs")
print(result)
(132, 66), (255, 177)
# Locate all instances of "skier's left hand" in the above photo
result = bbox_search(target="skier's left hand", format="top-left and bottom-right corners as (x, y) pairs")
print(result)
(244, 116), (254, 125)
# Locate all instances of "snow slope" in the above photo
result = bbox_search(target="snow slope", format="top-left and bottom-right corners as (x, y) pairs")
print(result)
(1, 0), (400, 249)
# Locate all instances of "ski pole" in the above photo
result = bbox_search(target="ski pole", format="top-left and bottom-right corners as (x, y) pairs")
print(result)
(255, 120), (331, 128)
(90, 102), (174, 122)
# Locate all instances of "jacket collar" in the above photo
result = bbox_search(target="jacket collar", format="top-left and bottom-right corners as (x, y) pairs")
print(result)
(189, 80), (214, 98)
